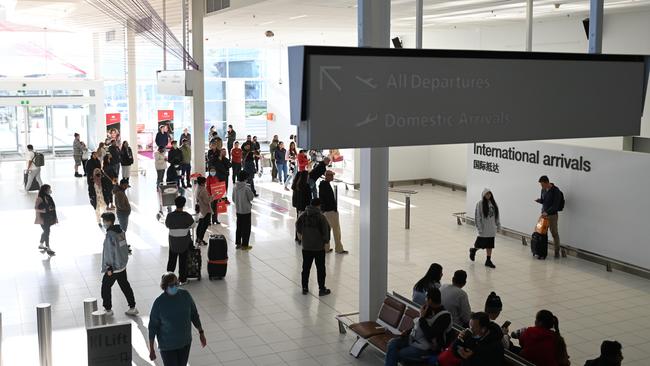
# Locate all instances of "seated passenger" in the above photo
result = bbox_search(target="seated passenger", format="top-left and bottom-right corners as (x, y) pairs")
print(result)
(412, 263), (443, 306)
(384, 288), (452, 366)
(441, 270), (471, 327)
(585, 340), (623, 366)
(512, 310), (570, 366)
(484, 292), (512, 350)
(455, 312), (505, 366)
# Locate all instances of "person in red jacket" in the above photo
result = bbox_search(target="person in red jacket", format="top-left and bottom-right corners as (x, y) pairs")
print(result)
(206, 167), (223, 225)
(230, 142), (243, 184)
(513, 310), (570, 366)
(297, 149), (309, 172)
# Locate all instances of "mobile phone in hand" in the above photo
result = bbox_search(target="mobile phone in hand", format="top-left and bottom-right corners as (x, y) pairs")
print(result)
(502, 321), (511, 329)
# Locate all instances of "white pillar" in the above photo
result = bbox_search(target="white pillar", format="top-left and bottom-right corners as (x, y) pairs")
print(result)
(589, 0), (604, 54)
(358, 0), (390, 322)
(191, 0), (206, 174)
(126, 27), (139, 173)
(415, 0), (423, 49)
(525, 0), (533, 52)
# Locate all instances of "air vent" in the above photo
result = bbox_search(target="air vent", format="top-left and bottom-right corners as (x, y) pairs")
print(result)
(206, 0), (230, 14)
(106, 30), (116, 42)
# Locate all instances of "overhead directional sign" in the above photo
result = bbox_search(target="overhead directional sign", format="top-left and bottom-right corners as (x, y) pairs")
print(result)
(289, 46), (648, 149)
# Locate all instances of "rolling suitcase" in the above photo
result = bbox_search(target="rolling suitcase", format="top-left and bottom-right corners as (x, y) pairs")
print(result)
(24, 170), (39, 191)
(208, 234), (228, 280)
(531, 232), (548, 259)
(186, 246), (202, 280)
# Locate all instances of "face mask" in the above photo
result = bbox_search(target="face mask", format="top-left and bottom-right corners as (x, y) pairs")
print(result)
(48, 190), (53, 195)
(176, 170), (181, 175)
(209, 172), (216, 176)
(166, 286), (178, 296)
(102, 222), (110, 229)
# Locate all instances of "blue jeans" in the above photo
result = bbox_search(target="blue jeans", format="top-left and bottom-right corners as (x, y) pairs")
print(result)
(277, 162), (288, 183)
(116, 211), (130, 232)
(180, 163), (191, 186)
(160, 343), (191, 366)
(308, 178), (317, 199)
(384, 337), (430, 366)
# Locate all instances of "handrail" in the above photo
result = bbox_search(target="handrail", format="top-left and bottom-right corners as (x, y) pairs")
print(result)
(389, 188), (418, 195)
(390, 292), (536, 366)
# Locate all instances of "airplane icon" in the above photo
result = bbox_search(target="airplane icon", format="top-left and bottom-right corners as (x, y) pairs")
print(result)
(355, 76), (378, 89)
(355, 113), (379, 127)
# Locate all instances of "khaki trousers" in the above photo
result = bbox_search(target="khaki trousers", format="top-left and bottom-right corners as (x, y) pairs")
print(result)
(547, 214), (561, 255)
(323, 211), (344, 253)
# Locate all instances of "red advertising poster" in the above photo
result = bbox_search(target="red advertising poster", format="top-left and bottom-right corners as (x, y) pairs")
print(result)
(105, 113), (121, 144)
(158, 110), (174, 122)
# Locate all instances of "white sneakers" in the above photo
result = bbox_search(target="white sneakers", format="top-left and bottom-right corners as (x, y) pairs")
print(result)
(125, 307), (139, 316)
(104, 309), (114, 316)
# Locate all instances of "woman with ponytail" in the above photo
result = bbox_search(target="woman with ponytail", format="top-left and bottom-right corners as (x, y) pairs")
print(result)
(514, 310), (571, 366)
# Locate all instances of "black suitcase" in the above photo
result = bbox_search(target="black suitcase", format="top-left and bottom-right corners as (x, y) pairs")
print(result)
(208, 234), (228, 280)
(531, 232), (548, 259)
(24, 170), (39, 191)
(186, 246), (202, 280)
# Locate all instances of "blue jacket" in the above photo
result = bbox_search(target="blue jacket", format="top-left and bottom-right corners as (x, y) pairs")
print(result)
(148, 289), (202, 351)
(275, 148), (287, 164)
(101, 225), (129, 273)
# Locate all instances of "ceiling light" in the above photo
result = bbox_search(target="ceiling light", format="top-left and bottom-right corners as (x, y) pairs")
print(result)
(258, 21), (275, 26)
(289, 15), (308, 20)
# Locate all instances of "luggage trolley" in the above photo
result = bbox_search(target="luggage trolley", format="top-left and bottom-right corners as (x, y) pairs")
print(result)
(156, 182), (179, 221)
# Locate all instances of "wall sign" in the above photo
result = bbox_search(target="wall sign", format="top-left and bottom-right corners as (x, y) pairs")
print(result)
(467, 141), (650, 269)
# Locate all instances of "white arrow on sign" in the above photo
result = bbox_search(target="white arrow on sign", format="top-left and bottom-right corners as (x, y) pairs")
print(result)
(355, 113), (378, 127)
(320, 66), (342, 91)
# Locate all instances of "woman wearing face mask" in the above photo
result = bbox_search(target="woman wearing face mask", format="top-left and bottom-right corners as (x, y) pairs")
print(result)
(88, 168), (113, 228)
(149, 272), (207, 365)
(194, 177), (212, 246)
(206, 167), (221, 225)
(35, 184), (57, 256)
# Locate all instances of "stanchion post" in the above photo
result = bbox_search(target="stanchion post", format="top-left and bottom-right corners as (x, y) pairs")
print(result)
(405, 195), (411, 230)
(91, 310), (107, 327)
(83, 298), (98, 328)
(334, 184), (338, 203)
(36, 303), (52, 366)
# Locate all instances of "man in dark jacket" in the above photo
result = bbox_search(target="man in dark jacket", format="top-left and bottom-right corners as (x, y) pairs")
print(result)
(535, 175), (563, 258)
(457, 312), (505, 366)
(108, 140), (121, 177)
(85, 152), (102, 185)
(319, 170), (347, 254)
(295, 198), (331, 296)
(226, 124), (236, 158)
(585, 340), (623, 366)
(155, 124), (170, 150)
(167, 140), (183, 167)
(165, 196), (195, 286)
(241, 135), (257, 196)
(308, 157), (330, 199)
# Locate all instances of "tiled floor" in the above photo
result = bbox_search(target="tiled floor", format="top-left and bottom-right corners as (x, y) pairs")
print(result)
(1, 157), (649, 365)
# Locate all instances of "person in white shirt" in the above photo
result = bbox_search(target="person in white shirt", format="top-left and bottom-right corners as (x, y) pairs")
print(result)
(25, 144), (42, 191)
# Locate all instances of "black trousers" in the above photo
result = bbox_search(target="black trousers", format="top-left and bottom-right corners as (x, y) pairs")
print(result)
(160, 343), (191, 366)
(196, 213), (211, 243)
(101, 270), (136, 310)
(235, 213), (252, 246)
(232, 163), (241, 183)
(167, 249), (188, 282)
(40, 223), (51, 246)
(302, 250), (326, 290)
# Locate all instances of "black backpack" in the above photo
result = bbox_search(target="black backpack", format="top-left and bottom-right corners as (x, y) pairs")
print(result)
(556, 187), (565, 212)
(33, 152), (45, 167)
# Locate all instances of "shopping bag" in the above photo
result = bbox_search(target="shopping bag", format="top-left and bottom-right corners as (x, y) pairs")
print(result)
(535, 216), (549, 235)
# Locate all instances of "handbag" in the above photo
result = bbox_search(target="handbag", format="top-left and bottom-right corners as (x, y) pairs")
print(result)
(535, 216), (549, 235)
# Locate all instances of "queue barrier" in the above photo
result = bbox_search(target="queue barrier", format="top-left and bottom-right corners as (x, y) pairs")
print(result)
(389, 188), (418, 229)
(452, 212), (650, 280)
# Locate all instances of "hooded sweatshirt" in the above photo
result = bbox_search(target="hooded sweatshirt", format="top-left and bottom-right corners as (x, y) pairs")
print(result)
(475, 188), (500, 238)
(101, 225), (129, 273)
(295, 205), (330, 251)
(232, 181), (254, 214)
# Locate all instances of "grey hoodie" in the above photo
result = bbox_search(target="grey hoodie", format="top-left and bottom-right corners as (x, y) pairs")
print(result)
(475, 188), (500, 238)
(232, 181), (254, 214)
(101, 225), (129, 273)
(295, 205), (331, 251)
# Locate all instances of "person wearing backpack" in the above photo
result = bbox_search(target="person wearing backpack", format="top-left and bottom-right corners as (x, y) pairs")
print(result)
(25, 144), (43, 191)
(535, 176), (565, 258)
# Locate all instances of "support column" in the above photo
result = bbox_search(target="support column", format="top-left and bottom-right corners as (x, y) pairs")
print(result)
(90, 32), (103, 149)
(358, 0), (390, 322)
(415, 0), (423, 49)
(191, 0), (206, 174)
(525, 0), (533, 52)
(126, 27), (139, 173)
(589, 0), (604, 54)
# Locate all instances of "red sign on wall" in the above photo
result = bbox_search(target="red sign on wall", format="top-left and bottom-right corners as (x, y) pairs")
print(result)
(106, 113), (121, 125)
(157, 110), (174, 122)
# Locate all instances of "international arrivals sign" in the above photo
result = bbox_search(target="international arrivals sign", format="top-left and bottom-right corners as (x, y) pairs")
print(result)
(472, 143), (592, 173)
